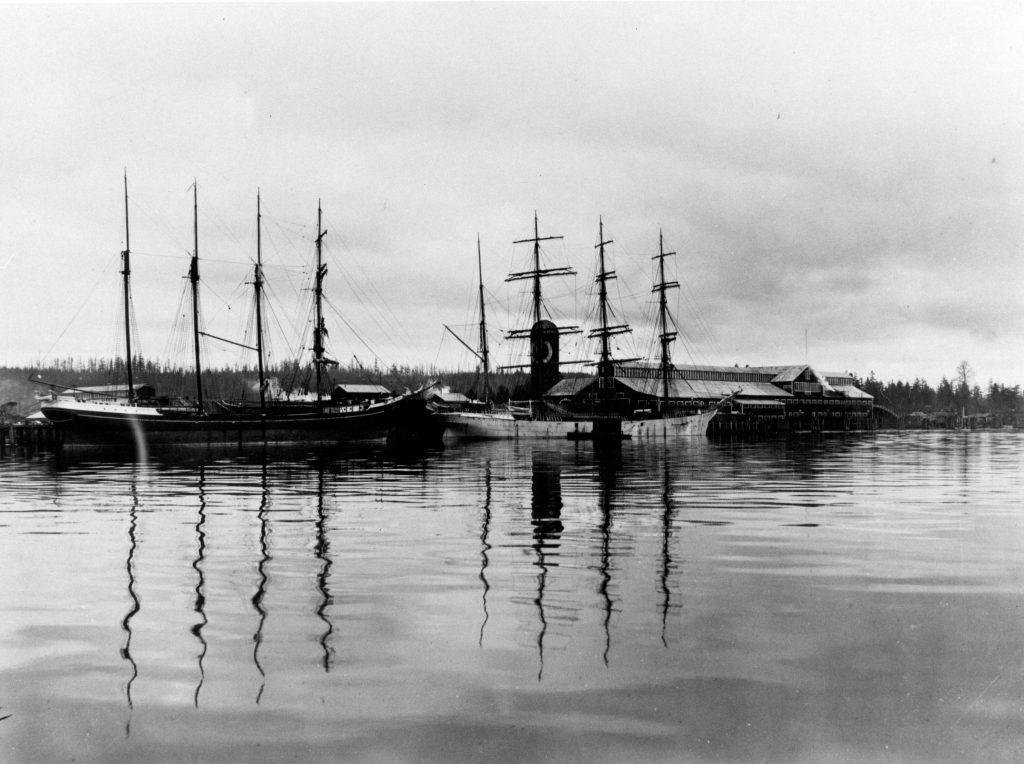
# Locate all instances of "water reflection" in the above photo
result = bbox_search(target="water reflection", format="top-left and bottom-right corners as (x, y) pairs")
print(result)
(314, 463), (334, 672)
(659, 461), (675, 648)
(192, 466), (208, 707)
(595, 444), (620, 666)
(530, 450), (563, 680)
(477, 462), (492, 647)
(4, 433), (1024, 762)
(120, 472), (140, 735)
(252, 459), (270, 704)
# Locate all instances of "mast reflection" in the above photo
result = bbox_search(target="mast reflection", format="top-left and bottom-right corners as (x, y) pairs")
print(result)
(531, 449), (563, 681)
(252, 459), (270, 703)
(192, 465), (208, 707)
(595, 443), (620, 667)
(120, 471), (140, 736)
(478, 462), (492, 647)
(314, 462), (334, 672)
(659, 460), (675, 648)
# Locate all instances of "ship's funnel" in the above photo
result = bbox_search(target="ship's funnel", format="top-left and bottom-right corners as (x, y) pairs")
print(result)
(530, 320), (561, 400)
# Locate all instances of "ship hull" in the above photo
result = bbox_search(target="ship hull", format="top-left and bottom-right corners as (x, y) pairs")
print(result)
(438, 411), (600, 440)
(623, 409), (717, 439)
(41, 395), (438, 449)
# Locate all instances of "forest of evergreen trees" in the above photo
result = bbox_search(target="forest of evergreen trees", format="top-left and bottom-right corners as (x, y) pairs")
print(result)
(0, 355), (538, 414)
(856, 360), (1022, 417)
(1, 356), (1020, 420)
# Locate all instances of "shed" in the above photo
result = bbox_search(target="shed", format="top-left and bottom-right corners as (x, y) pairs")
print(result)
(331, 384), (392, 404)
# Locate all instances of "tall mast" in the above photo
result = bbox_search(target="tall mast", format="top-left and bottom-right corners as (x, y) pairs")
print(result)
(652, 230), (679, 406)
(254, 191), (266, 411)
(190, 181), (204, 412)
(588, 217), (632, 379)
(505, 213), (579, 338)
(313, 202), (328, 406)
(476, 235), (491, 404)
(531, 213), (542, 324)
(121, 171), (135, 402)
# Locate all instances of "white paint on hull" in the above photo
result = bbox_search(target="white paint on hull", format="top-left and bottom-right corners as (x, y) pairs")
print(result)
(623, 409), (717, 439)
(438, 411), (596, 440)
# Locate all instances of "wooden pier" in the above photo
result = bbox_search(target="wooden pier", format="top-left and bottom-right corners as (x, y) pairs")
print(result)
(0, 422), (57, 453)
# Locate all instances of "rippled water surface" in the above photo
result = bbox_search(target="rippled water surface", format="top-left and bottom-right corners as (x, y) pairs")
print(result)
(2, 431), (1023, 763)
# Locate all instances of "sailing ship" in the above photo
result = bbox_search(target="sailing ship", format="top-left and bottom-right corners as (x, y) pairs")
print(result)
(439, 216), (655, 440)
(40, 179), (435, 448)
(621, 230), (727, 439)
(437, 216), (607, 440)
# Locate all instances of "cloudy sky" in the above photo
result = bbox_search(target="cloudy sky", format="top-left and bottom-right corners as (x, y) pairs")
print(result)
(2, 2), (1022, 388)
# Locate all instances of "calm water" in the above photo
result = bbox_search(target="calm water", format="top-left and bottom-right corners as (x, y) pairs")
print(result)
(1, 432), (1023, 763)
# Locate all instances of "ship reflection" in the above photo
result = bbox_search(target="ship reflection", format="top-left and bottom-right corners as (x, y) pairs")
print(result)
(120, 470), (141, 736)
(659, 460), (676, 648)
(252, 458), (270, 703)
(595, 443), (620, 667)
(478, 462), (492, 647)
(192, 465), (208, 707)
(117, 455), (340, 716)
(531, 449), (563, 681)
(314, 462), (334, 672)
(111, 442), (688, 714)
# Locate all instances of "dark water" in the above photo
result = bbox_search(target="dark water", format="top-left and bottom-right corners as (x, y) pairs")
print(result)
(1, 432), (1022, 763)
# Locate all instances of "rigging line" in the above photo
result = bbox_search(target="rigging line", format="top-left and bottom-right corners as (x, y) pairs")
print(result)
(339, 270), (420, 357)
(40, 252), (120, 362)
(133, 248), (307, 274)
(330, 308), (389, 368)
(129, 195), (191, 257)
(326, 239), (419, 351)
(321, 296), (385, 364)
(253, 290), (291, 363)
(199, 203), (246, 252)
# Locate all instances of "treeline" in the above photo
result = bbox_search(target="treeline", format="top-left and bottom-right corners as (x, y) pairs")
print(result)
(5, 357), (1019, 419)
(858, 365), (1021, 416)
(0, 356), (534, 413)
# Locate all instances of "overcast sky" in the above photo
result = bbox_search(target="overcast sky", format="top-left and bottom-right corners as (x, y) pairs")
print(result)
(2, 2), (1022, 388)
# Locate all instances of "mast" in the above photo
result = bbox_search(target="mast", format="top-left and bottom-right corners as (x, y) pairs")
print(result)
(476, 235), (491, 404)
(190, 181), (204, 412)
(254, 191), (266, 410)
(652, 230), (679, 407)
(505, 213), (578, 337)
(121, 172), (135, 402)
(588, 217), (632, 380)
(313, 202), (328, 406)
(530, 213), (542, 325)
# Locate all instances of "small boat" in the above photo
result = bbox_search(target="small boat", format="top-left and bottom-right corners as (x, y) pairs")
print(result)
(40, 179), (435, 448)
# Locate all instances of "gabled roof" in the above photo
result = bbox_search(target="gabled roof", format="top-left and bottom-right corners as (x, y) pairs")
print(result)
(768, 365), (838, 394)
(333, 384), (391, 396)
(430, 390), (472, 403)
(769, 366), (810, 383)
(614, 377), (785, 400)
(545, 377), (595, 398)
(545, 375), (789, 401)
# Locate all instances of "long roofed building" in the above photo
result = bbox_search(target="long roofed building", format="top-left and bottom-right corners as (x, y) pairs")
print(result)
(544, 362), (873, 433)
